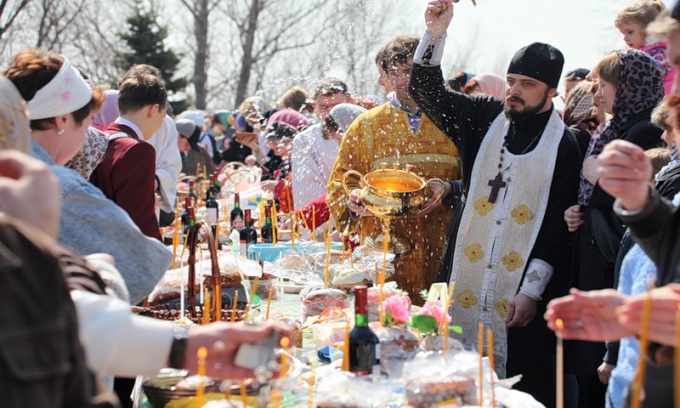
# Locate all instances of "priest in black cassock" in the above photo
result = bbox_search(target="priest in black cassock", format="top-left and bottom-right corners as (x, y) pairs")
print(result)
(408, 1), (582, 406)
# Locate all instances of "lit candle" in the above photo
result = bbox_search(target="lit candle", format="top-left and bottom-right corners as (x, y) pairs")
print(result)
(240, 380), (247, 407)
(632, 292), (653, 408)
(487, 328), (496, 408)
(196, 347), (207, 408)
(312, 206), (316, 242)
(556, 319), (564, 408)
(343, 320), (351, 371)
(231, 291), (239, 322)
(265, 287), (273, 320)
(203, 288), (210, 325)
(675, 305), (680, 407)
(271, 389), (281, 408)
(280, 337), (290, 376)
(478, 322), (484, 405)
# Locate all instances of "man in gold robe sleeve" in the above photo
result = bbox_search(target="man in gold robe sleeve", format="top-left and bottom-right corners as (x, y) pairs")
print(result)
(326, 35), (461, 303)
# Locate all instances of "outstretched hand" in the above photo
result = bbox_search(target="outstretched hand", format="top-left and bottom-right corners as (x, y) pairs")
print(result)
(618, 284), (680, 347)
(425, 0), (454, 38)
(545, 288), (634, 342)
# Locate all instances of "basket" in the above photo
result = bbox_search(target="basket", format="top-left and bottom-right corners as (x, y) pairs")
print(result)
(138, 220), (246, 323)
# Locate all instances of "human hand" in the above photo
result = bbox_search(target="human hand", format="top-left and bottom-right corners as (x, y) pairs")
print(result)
(507, 293), (537, 328)
(0, 150), (60, 238)
(419, 180), (446, 215)
(564, 204), (584, 232)
(545, 288), (634, 342)
(184, 322), (290, 380)
(425, 0), (454, 38)
(617, 284), (680, 347)
(597, 140), (652, 212)
(597, 362), (615, 385)
(348, 188), (372, 217)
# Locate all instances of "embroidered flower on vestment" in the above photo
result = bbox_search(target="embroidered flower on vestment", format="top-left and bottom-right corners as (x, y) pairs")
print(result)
(457, 289), (478, 309)
(495, 298), (510, 318)
(511, 204), (533, 225)
(501, 251), (523, 272)
(464, 243), (484, 263)
(474, 196), (494, 216)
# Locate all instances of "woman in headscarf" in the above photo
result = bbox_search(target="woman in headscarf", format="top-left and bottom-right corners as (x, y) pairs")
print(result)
(563, 80), (604, 157)
(176, 118), (215, 176)
(563, 49), (664, 405)
(91, 89), (119, 131)
(463, 72), (506, 99)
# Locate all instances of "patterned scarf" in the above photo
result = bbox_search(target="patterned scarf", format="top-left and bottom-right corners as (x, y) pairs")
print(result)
(578, 49), (664, 205)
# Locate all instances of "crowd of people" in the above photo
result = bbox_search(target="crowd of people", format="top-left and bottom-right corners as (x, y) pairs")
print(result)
(3, 0), (680, 407)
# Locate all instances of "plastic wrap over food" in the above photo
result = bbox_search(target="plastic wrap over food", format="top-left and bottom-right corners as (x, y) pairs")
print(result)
(315, 372), (394, 408)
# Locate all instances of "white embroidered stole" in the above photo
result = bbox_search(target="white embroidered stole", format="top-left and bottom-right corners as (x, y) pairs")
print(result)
(448, 111), (564, 377)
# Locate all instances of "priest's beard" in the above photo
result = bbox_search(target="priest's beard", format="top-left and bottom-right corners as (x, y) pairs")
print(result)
(503, 90), (550, 122)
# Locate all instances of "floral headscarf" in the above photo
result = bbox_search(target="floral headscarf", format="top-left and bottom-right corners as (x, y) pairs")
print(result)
(563, 80), (600, 134)
(578, 49), (664, 205)
(65, 127), (108, 179)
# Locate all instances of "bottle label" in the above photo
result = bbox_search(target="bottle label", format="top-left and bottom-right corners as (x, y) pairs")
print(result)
(207, 208), (218, 225)
(240, 241), (248, 257)
(232, 217), (244, 230)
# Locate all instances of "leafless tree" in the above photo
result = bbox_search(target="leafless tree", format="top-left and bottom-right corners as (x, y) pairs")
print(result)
(0, 0), (30, 41)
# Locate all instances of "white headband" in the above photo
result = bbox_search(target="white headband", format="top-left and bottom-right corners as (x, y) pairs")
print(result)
(25, 57), (92, 120)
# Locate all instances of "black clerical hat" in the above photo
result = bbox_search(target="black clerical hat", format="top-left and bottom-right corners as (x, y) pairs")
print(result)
(507, 42), (564, 89)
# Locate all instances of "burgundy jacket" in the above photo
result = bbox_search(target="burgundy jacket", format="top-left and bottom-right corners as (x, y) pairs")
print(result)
(93, 122), (161, 240)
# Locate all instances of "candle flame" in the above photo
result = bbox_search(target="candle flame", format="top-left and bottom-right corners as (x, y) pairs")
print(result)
(280, 337), (290, 348)
(555, 318), (564, 331)
(198, 346), (207, 360)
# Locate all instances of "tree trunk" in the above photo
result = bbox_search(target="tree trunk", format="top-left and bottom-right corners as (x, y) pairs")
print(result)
(193, 0), (209, 109)
(234, 0), (260, 108)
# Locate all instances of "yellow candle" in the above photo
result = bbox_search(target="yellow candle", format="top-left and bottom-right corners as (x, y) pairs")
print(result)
(478, 322), (484, 405)
(240, 380), (247, 407)
(203, 288), (210, 325)
(324, 235), (332, 289)
(299, 210), (311, 238)
(196, 347), (207, 408)
(675, 306), (680, 407)
(632, 292), (653, 408)
(349, 244), (354, 268)
(231, 291), (239, 322)
(280, 337), (290, 376)
(244, 277), (259, 319)
(214, 221), (220, 251)
(271, 389), (281, 408)
(443, 282), (455, 357)
(343, 321), (351, 371)
(487, 328), (496, 408)
(308, 372), (316, 408)
(556, 319), (564, 408)
(312, 206), (316, 241)
(290, 212), (296, 250)
(265, 287), (273, 320)
(379, 228), (389, 325)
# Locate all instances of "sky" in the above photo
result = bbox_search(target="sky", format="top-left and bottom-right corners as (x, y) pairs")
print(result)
(401, 0), (669, 96)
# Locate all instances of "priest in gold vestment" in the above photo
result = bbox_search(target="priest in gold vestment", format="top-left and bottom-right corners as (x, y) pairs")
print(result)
(326, 36), (460, 302)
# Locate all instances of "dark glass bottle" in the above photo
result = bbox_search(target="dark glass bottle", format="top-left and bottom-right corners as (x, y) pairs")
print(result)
(230, 192), (244, 231)
(205, 188), (219, 227)
(210, 172), (221, 200)
(349, 285), (380, 376)
(188, 180), (197, 208)
(180, 197), (192, 227)
(260, 204), (273, 244)
(183, 206), (196, 236)
(239, 209), (258, 258)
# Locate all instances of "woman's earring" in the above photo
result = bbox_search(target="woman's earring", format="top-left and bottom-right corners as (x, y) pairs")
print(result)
(57, 129), (65, 135)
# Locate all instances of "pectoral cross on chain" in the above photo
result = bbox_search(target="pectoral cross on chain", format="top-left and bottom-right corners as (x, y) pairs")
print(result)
(487, 173), (506, 203)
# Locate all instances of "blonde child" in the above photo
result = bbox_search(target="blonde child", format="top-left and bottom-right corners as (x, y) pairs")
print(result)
(615, 0), (676, 94)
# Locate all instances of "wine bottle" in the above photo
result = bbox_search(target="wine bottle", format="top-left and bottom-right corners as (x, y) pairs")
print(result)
(206, 188), (219, 227)
(239, 209), (258, 258)
(230, 192), (244, 231)
(183, 206), (196, 236)
(180, 196), (192, 227)
(188, 180), (197, 208)
(349, 285), (380, 376)
(260, 204), (273, 243)
(210, 172), (221, 200)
